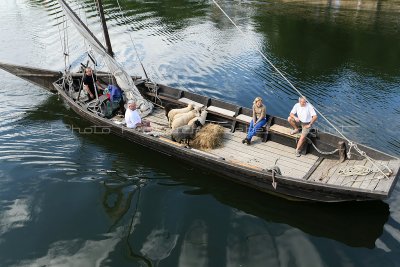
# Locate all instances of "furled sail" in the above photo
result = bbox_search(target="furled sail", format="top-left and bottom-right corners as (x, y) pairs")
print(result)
(58, 0), (153, 116)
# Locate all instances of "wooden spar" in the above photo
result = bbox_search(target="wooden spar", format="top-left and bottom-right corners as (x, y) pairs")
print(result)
(96, 0), (114, 57)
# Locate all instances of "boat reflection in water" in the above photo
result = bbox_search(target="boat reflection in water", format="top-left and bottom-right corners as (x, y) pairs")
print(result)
(101, 170), (389, 266)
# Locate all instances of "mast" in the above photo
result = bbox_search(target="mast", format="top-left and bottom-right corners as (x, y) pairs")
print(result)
(96, 0), (114, 57)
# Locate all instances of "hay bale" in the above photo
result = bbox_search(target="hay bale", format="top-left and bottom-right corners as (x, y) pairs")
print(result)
(191, 123), (225, 150)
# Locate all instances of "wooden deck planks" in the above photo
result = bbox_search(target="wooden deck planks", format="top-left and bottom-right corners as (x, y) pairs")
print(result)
(220, 138), (314, 170)
(269, 124), (301, 139)
(211, 142), (309, 175)
(145, 108), (170, 135)
(141, 109), (398, 194)
(207, 134), (315, 178)
(309, 158), (398, 194)
(223, 130), (318, 164)
(374, 160), (400, 193)
(348, 159), (368, 188)
(221, 131), (318, 165)
(208, 147), (307, 178)
(320, 160), (343, 184)
(327, 159), (352, 186)
(309, 159), (339, 183)
(144, 117), (318, 178)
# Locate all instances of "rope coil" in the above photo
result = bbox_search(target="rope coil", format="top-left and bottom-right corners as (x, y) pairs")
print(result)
(339, 164), (393, 186)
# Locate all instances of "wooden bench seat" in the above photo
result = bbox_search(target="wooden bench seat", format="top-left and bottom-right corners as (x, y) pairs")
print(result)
(178, 97), (204, 108)
(269, 124), (313, 155)
(235, 114), (252, 123)
(269, 124), (301, 139)
(207, 105), (236, 117)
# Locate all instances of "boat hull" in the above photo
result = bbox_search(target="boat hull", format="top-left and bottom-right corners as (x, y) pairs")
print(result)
(1, 62), (398, 202)
(52, 82), (394, 202)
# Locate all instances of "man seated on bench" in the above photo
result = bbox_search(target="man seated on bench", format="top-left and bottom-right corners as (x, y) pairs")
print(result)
(125, 100), (152, 132)
(242, 96), (267, 145)
(288, 96), (318, 157)
(83, 67), (104, 101)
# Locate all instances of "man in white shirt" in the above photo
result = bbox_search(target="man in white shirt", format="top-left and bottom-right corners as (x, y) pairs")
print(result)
(125, 100), (151, 131)
(288, 97), (318, 157)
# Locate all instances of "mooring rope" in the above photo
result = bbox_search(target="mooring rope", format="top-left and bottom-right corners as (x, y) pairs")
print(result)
(306, 137), (339, 155)
(211, 0), (394, 179)
(339, 164), (393, 186)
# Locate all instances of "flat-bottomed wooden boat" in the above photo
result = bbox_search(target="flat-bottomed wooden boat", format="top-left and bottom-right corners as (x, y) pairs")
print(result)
(0, 61), (398, 202)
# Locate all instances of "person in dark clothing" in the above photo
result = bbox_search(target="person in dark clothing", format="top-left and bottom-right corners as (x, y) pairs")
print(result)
(83, 67), (103, 100)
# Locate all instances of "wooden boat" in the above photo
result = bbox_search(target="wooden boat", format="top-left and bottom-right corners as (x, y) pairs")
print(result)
(1, 0), (398, 202)
(1, 60), (398, 202)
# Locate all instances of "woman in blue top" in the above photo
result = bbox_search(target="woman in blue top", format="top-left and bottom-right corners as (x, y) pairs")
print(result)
(242, 97), (267, 145)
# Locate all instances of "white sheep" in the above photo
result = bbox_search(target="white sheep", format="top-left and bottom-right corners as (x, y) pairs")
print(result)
(171, 108), (200, 129)
(188, 110), (208, 126)
(172, 106), (201, 124)
(167, 103), (194, 127)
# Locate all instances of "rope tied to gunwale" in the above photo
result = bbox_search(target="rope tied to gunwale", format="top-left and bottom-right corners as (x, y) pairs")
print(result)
(339, 164), (393, 186)
(305, 137), (339, 155)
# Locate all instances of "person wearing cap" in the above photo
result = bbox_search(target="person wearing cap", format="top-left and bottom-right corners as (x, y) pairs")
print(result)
(288, 96), (318, 157)
(242, 97), (267, 145)
(125, 100), (151, 131)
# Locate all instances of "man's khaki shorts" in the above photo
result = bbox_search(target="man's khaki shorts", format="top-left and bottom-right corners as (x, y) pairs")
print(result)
(290, 118), (311, 136)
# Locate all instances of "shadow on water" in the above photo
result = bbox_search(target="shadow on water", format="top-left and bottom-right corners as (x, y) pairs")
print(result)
(22, 94), (75, 121)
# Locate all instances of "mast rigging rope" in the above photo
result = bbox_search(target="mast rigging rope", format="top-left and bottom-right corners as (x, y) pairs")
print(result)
(115, 0), (149, 80)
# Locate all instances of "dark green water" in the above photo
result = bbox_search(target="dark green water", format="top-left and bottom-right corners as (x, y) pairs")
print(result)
(0, 0), (399, 266)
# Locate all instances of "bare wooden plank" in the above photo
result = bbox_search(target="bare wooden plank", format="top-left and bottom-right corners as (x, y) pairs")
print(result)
(207, 106), (236, 117)
(220, 139), (314, 170)
(223, 129), (317, 161)
(319, 160), (342, 184)
(367, 160), (394, 193)
(208, 145), (309, 178)
(349, 159), (368, 188)
(338, 159), (368, 188)
(308, 159), (337, 182)
(223, 134), (317, 165)
(307, 160), (325, 182)
(374, 160), (399, 193)
(159, 136), (185, 147)
(227, 159), (263, 171)
(326, 159), (351, 186)
(303, 157), (324, 180)
(235, 114), (252, 123)
(269, 124), (301, 139)
(236, 132), (317, 160)
(147, 116), (168, 126)
(220, 135), (314, 168)
(359, 160), (378, 190)
(178, 97), (204, 108)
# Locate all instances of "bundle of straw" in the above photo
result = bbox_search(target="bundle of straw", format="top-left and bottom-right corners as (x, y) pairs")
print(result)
(191, 123), (225, 150)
